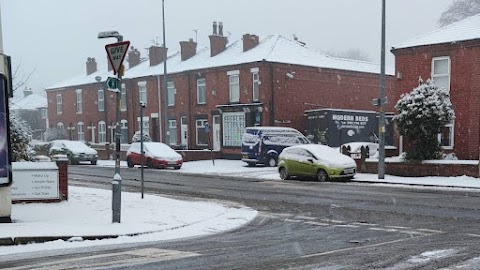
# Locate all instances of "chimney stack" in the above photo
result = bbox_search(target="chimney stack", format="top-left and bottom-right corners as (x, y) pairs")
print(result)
(219, 22), (223, 36)
(209, 21), (228, 57)
(127, 46), (141, 69)
(180, 38), (197, 61)
(243, 34), (259, 52)
(23, 88), (33, 97)
(86, 57), (97, 75)
(149, 45), (168, 66)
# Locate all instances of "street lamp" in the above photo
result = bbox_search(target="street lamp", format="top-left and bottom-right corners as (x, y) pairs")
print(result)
(162, 0), (169, 145)
(378, 0), (386, 179)
(140, 101), (146, 199)
(98, 30), (124, 223)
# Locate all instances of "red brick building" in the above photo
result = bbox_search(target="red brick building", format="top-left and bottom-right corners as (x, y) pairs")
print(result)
(391, 14), (480, 160)
(46, 22), (393, 158)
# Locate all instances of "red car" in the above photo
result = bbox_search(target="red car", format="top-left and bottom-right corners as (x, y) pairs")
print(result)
(126, 142), (183, 169)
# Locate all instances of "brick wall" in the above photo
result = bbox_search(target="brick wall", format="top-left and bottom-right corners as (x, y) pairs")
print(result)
(363, 160), (478, 177)
(393, 41), (480, 159)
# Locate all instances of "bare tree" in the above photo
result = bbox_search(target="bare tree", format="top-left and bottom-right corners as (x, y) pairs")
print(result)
(438, 0), (480, 27)
(327, 49), (371, 62)
(12, 60), (35, 92)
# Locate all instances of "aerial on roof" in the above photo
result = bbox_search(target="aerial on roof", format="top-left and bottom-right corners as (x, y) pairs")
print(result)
(392, 13), (480, 50)
(46, 35), (394, 91)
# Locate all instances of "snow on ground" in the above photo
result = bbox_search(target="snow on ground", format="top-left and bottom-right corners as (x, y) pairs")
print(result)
(2, 158), (480, 256)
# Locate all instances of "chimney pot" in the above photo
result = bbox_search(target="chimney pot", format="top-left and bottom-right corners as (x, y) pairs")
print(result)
(213, 21), (218, 35)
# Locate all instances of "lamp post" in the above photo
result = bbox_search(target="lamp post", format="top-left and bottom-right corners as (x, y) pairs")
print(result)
(378, 0), (386, 179)
(140, 101), (145, 199)
(162, 0), (169, 145)
(98, 30), (124, 223)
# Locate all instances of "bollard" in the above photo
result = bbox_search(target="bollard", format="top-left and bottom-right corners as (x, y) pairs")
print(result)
(112, 173), (122, 223)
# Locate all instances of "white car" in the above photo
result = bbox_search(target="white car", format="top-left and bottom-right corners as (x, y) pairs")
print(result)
(49, 140), (98, 165)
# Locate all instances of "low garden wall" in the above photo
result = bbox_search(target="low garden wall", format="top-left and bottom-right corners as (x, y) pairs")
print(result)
(361, 159), (478, 177)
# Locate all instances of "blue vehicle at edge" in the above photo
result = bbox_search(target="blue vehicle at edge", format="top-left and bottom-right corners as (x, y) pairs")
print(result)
(241, 126), (310, 167)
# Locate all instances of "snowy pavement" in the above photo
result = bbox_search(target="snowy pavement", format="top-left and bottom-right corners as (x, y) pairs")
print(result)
(1, 158), (480, 256)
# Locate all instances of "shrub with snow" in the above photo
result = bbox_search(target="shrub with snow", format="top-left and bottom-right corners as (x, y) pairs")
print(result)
(394, 79), (455, 161)
(132, 131), (151, 143)
(44, 127), (66, 142)
(10, 114), (34, 161)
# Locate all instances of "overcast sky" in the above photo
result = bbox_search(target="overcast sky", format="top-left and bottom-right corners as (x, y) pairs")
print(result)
(2, 0), (453, 93)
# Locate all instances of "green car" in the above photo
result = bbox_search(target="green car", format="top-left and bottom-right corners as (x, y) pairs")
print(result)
(278, 144), (356, 181)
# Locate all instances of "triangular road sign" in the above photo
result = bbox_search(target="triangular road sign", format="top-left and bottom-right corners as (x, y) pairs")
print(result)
(105, 41), (130, 75)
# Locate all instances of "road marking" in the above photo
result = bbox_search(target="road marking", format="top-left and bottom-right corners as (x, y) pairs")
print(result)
(320, 219), (345, 224)
(295, 215), (317, 220)
(305, 221), (330, 226)
(369, 227), (398, 233)
(385, 225), (411, 230)
(332, 224), (359, 228)
(416, 228), (444, 234)
(466, 233), (480, 238)
(1, 248), (200, 270)
(285, 218), (302, 223)
(301, 238), (414, 259)
(351, 222), (378, 227)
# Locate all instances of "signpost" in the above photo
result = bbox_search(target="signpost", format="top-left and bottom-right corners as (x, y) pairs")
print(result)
(99, 33), (130, 223)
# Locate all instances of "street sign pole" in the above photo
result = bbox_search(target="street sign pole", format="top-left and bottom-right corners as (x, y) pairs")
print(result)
(104, 39), (130, 223)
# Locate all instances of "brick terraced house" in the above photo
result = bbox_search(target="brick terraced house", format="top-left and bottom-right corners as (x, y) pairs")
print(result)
(391, 14), (480, 160)
(46, 22), (394, 158)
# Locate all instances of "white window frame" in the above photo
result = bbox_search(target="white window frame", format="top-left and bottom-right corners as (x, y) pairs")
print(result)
(251, 68), (259, 101)
(137, 116), (150, 137)
(121, 84), (127, 111)
(77, 122), (84, 142)
(98, 89), (105, 112)
(228, 70), (240, 103)
(41, 108), (47, 119)
(169, 120), (177, 146)
(167, 81), (175, 106)
(76, 89), (83, 114)
(196, 119), (209, 146)
(431, 56), (450, 92)
(98, 121), (107, 144)
(56, 94), (62, 114)
(197, 78), (206, 104)
(222, 112), (245, 147)
(138, 81), (147, 105)
(438, 120), (454, 149)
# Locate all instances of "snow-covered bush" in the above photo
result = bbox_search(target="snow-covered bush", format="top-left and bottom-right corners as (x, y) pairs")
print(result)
(132, 131), (151, 143)
(44, 127), (65, 142)
(394, 79), (455, 161)
(10, 114), (34, 161)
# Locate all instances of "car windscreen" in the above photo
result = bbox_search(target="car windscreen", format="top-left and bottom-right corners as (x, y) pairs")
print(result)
(262, 134), (307, 146)
(144, 143), (180, 158)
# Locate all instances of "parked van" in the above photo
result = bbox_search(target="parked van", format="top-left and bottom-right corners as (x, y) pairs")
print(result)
(241, 126), (310, 167)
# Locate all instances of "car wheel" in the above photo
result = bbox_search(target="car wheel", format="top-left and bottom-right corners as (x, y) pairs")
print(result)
(127, 158), (134, 168)
(266, 156), (277, 167)
(91, 160), (97, 165)
(147, 159), (154, 169)
(279, 167), (290, 180)
(247, 162), (256, 167)
(174, 166), (181, 170)
(316, 169), (329, 182)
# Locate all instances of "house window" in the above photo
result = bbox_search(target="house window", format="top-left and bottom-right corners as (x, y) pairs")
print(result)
(169, 120), (177, 145)
(98, 121), (106, 144)
(76, 89), (82, 114)
(56, 94), (62, 114)
(228, 70), (240, 103)
(197, 78), (206, 104)
(138, 81), (147, 105)
(438, 121), (454, 149)
(137, 117), (150, 137)
(121, 84), (127, 111)
(57, 122), (64, 130)
(98, 89), (105, 111)
(167, 81), (175, 106)
(196, 119), (209, 146)
(222, 112), (245, 147)
(41, 108), (47, 119)
(432, 57), (450, 92)
(252, 71), (259, 101)
(77, 122), (84, 142)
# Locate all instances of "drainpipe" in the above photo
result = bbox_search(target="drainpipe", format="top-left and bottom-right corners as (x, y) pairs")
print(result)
(269, 62), (275, 126)
(187, 73), (192, 149)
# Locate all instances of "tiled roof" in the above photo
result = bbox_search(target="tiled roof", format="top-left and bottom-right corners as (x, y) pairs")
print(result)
(10, 94), (47, 111)
(392, 13), (480, 50)
(47, 34), (394, 90)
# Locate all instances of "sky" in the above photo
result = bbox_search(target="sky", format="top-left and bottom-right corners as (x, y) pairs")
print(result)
(1, 0), (453, 93)
(2, 158), (480, 258)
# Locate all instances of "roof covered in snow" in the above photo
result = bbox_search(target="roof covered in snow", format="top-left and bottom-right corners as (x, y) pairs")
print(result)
(47, 35), (394, 90)
(10, 93), (47, 111)
(392, 13), (480, 50)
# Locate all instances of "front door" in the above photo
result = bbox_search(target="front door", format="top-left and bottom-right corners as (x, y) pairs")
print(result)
(181, 116), (188, 149)
(213, 115), (221, 151)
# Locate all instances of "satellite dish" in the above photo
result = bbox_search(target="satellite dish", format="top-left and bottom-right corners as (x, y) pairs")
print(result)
(95, 76), (102, 82)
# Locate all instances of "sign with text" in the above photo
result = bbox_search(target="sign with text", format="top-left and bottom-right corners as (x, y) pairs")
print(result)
(105, 41), (130, 75)
(11, 163), (59, 201)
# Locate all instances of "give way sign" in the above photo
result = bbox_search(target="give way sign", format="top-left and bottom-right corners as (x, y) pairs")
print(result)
(105, 41), (130, 75)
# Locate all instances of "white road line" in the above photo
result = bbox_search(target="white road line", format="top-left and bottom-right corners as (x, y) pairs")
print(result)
(320, 219), (345, 224)
(332, 224), (359, 228)
(295, 215), (317, 220)
(351, 222), (378, 227)
(416, 228), (444, 234)
(305, 221), (330, 226)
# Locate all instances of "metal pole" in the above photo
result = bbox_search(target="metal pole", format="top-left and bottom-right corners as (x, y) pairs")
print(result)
(378, 0), (386, 179)
(112, 35), (123, 223)
(162, 0), (169, 145)
(140, 103), (144, 199)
